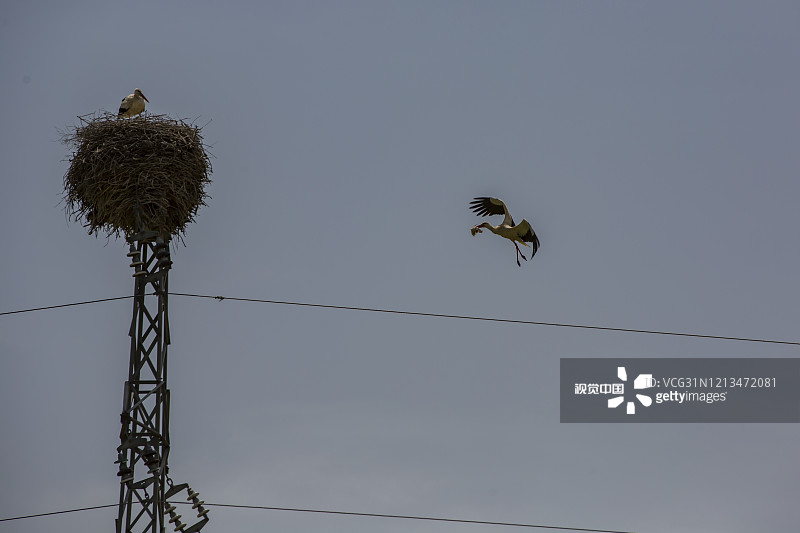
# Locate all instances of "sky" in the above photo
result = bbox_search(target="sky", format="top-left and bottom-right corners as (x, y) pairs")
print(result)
(1, 1), (799, 532)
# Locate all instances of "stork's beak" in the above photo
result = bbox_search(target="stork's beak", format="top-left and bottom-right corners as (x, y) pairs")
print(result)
(141, 93), (149, 103)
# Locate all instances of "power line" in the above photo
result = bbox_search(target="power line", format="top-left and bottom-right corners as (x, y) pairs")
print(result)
(0, 503), (115, 522)
(0, 295), (133, 316)
(194, 502), (636, 532)
(1, 291), (797, 347)
(170, 292), (800, 347)
(0, 502), (635, 532)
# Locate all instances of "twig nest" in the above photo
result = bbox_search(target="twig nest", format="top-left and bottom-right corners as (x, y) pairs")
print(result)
(62, 112), (212, 240)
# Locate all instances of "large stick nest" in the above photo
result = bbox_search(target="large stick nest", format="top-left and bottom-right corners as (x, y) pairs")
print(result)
(62, 112), (212, 241)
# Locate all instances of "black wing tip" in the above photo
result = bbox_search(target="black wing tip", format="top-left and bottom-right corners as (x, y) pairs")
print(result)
(468, 196), (506, 218)
(529, 234), (541, 256)
(468, 197), (489, 215)
(469, 197), (489, 208)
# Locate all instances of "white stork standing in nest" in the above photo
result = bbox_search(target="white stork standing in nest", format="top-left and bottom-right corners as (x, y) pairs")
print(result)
(469, 196), (540, 266)
(118, 88), (149, 118)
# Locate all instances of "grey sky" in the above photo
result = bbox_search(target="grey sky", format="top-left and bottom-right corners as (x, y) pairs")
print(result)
(1, 1), (799, 532)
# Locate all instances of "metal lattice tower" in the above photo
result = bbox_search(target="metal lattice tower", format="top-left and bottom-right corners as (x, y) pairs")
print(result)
(115, 227), (208, 533)
(61, 112), (211, 533)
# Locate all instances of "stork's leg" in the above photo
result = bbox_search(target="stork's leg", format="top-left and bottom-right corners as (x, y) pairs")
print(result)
(514, 242), (528, 267)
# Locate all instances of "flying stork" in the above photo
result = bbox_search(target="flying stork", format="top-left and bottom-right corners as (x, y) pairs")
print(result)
(118, 88), (149, 118)
(469, 196), (540, 267)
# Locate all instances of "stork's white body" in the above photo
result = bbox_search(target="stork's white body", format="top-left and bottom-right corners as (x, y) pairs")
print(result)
(480, 219), (535, 244)
(118, 88), (149, 118)
(469, 196), (540, 266)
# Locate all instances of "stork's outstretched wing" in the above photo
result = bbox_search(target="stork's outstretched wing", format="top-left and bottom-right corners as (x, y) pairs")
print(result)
(469, 197), (514, 226)
(517, 219), (540, 257)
